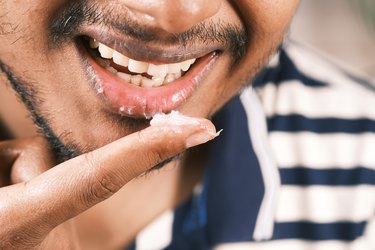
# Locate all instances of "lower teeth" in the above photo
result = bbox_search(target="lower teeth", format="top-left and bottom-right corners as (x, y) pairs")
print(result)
(95, 50), (184, 88)
(106, 66), (182, 88)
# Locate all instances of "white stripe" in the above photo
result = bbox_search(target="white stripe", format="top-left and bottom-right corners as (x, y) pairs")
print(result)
(136, 210), (173, 250)
(267, 52), (280, 67)
(364, 217), (375, 248)
(214, 237), (374, 250)
(270, 132), (375, 170)
(276, 186), (375, 223)
(240, 88), (281, 241)
(256, 80), (375, 120)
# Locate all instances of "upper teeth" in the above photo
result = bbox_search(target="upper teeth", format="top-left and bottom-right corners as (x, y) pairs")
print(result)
(90, 39), (196, 87)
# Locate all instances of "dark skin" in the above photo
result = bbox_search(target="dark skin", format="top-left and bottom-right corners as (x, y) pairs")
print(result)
(0, 119), (216, 249)
(0, 0), (299, 249)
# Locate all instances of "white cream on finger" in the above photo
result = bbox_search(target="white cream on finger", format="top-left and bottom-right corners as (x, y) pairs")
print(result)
(150, 111), (222, 138)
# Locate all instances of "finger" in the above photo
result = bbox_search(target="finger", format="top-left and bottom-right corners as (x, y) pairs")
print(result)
(10, 137), (55, 183)
(0, 137), (55, 184)
(0, 140), (18, 186)
(0, 118), (216, 245)
(0, 137), (54, 186)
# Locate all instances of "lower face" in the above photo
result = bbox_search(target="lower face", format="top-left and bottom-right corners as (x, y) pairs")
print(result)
(0, 0), (299, 158)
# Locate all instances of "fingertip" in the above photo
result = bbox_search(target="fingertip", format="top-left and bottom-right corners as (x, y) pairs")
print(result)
(148, 115), (218, 148)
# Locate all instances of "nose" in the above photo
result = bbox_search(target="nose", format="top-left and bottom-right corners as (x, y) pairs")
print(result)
(122, 0), (222, 33)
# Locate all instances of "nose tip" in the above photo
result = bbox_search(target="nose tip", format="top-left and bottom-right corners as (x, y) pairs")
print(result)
(123, 0), (222, 33)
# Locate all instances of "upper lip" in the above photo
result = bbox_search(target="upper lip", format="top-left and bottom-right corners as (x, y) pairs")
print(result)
(79, 26), (222, 64)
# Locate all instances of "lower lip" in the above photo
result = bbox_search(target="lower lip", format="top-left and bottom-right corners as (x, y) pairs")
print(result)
(84, 48), (218, 118)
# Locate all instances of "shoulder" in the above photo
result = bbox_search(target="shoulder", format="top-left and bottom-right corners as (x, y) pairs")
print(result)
(253, 40), (375, 120)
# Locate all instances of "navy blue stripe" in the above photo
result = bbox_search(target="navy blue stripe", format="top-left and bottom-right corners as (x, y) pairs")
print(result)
(205, 97), (264, 244)
(267, 114), (375, 133)
(280, 167), (375, 186)
(273, 221), (367, 241)
(125, 241), (136, 250)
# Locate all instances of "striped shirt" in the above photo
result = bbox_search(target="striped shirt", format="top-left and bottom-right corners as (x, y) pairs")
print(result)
(128, 41), (375, 250)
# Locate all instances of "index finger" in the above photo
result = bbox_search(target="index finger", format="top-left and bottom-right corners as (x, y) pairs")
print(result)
(0, 117), (216, 246)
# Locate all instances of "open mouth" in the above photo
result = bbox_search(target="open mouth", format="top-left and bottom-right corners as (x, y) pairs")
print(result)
(81, 36), (219, 118)
(88, 38), (197, 88)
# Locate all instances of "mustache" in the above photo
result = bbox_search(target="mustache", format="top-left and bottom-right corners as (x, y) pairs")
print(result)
(49, 0), (248, 63)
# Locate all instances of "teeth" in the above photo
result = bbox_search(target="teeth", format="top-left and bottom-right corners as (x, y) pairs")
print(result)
(167, 63), (181, 74)
(147, 64), (167, 78)
(97, 58), (110, 67)
(98, 44), (114, 59)
(151, 76), (164, 86)
(181, 59), (196, 71)
(131, 75), (142, 86)
(117, 72), (131, 82)
(128, 59), (149, 74)
(107, 66), (117, 74)
(174, 71), (182, 79)
(112, 67), (183, 88)
(93, 39), (198, 87)
(141, 78), (155, 88)
(113, 51), (129, 67)
(165, 74), (176, 83)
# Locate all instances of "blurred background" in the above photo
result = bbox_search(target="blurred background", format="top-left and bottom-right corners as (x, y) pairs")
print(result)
(290, 0), (375, 80)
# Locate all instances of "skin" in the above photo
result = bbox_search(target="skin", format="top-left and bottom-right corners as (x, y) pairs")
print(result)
(0, 0), (299, 249)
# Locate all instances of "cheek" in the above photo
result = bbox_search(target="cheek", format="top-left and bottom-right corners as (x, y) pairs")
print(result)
(233, 0), (300, 71)
(212, 0), (299, 109)
(0, 1), (67, 62)
(237, 0), (299, 37)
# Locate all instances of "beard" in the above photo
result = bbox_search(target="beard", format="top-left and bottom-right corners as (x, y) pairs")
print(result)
(0, 0), (263, 168)
(0, 61), (183, 170)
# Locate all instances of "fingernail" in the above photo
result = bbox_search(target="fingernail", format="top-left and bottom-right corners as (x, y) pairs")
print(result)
(186, 130), (217, 148)
(150, 111), (221, 148)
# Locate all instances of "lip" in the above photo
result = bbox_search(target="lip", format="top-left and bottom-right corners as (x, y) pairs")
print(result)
(79, 39), (219, 118)
(82, 27), (224, 63)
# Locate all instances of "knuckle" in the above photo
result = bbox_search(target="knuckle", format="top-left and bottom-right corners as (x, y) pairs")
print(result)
(136, 129), (174, 165)
(80, 153), (122, 206)
(152, 148), (166, 165)
(150, 138), (178, 166)
(83, 175), (121, 206)
(93, 173), (120, 200)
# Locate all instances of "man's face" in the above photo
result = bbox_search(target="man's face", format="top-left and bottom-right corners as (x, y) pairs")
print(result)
(0, 0), (298, 158)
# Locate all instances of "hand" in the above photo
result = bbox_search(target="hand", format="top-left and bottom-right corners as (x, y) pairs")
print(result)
(0, 118), (216, 249)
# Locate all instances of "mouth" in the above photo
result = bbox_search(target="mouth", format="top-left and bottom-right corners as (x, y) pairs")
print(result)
(80, 36), (219, 119)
